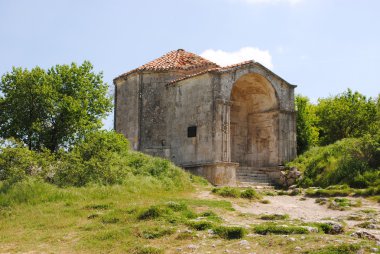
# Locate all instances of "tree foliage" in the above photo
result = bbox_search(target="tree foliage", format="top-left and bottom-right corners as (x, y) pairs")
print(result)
(295, 95), (319, 154)
(0, 61), (112, 151)
(315, 89), (378, 145)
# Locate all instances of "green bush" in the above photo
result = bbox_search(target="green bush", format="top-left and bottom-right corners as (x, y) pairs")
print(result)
(212, 187), (240, 198)
(213, 226), (245, 239)
(240, 188), (261, 200)
(288, 136), (379, 189)
(186, 220), (213, 231)
(137, 206), (168, 220)
(305, 243), (361, 254)
(165, 201), (187, 211)
(140, 227), (175, 239)
(134, 246), (163, 254)
(54, 131), (131, 186)
(305, 188), (351, 197)
(259, 214), (289, 220)
(0, 145), (55, 186)
(253, 223), (309, 235)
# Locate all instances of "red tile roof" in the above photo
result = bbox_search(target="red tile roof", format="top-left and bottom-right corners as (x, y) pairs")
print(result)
(114, 49), (220, 82)
(167, 60), (255, 85)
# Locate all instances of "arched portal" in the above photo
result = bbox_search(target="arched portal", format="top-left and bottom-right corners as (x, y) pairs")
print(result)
(230, 73), (279, 168)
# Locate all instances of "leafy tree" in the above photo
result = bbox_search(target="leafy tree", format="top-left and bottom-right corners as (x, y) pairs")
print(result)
(316, 89), (377, 145)
(0, 61), (112, 152)
(295, 95), (319, 154)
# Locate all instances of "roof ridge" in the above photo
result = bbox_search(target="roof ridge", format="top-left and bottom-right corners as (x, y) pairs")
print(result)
(114, 49), (219, 83)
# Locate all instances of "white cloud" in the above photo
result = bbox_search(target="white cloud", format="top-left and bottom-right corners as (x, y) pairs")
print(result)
(232, 0), (302, 5)
(200, 47), (273, 69)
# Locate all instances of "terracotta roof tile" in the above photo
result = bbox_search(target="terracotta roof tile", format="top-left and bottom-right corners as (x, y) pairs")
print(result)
(167, 60), (256, 85)
(114, 49), (220, 82)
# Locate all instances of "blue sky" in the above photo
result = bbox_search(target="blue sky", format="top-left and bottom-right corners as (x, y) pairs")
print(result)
(1, 0), (379, 129)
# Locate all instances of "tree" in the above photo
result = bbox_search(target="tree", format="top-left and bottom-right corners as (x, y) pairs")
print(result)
(0, 61), (112, 152)
(295, 95), (319, 154)
(316, 89), (377, 145)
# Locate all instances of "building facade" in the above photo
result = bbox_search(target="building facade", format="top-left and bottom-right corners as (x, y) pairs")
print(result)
(114, 49), (297, 185)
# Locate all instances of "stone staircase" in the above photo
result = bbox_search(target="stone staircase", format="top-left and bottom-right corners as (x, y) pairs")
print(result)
(236, 166), (274, 187)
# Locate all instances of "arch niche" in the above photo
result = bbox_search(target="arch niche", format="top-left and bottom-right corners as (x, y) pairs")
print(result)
(229, 73), (279, 168)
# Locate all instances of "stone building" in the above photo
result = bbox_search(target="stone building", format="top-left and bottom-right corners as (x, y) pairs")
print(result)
(114, 49), (296, 186)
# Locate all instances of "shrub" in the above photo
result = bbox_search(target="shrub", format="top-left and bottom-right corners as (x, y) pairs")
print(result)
(305, 188), (351, 197)
(253, 223), (309, 235)
(288, 136), (379, 189)
(165, 201), (187, 211)
(54, 131), (131, 187)
(138, 206), (167, 220)
(241, 188), (261, 200)
(186, 220), (213, 231)
(140, 227), (175, 239)
(212, 187), (240, 198)
(134, 246), (163, 254)
(213, 226), (245, 239)
(0, 146), (55, 186)
(259, 214), (289, 220)
(305, 243), (361, 254)
(305, 222), (333, 234)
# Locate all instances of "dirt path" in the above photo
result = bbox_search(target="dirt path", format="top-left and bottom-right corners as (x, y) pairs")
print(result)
(196, 190), (380, 239)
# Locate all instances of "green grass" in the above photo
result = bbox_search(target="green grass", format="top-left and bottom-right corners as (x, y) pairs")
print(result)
(212, 187), (261, 200)
(186, 220), (214, 230)
(253, 223), (309, 235)
(304, 243), (361, 254)
(259, 214), (289, 220)
(213, 226), (246, 239)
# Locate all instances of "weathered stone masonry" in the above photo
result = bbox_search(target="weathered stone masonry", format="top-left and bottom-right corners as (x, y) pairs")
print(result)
(114, 49), (297, 185)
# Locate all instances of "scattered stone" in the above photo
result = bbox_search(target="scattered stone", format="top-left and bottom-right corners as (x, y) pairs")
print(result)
(295, 246), (302, 251)
(289, 237), (296, 242)
(187, 244), (199, 250)
(300, 236), (305, 240)
(351, 231), (379, 241)
(239, 240), (249, 246)
(176, 248), (182, 252)
(371, 247), (378, 252)
(212, 244), (216, 248)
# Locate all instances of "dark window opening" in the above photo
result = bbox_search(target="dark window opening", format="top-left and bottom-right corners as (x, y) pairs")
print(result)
(187, 126), (197, 138)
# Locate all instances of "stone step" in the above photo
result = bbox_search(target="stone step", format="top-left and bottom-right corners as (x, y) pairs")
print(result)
(236, 166), (276, 186)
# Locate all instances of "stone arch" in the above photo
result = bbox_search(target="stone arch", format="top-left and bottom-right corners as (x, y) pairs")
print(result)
(229, 73), (280, 168)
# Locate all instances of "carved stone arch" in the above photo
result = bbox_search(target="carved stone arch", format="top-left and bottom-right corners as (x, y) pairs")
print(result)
(228, 71), (280, 169)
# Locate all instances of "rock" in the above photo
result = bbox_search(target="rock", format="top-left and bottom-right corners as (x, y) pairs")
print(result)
(351, 231), (380, 241)
(289, 185), (297, 189)
(300, 236), (305, 240)
(318, 221), (344, 234)
(295, 246), (302, 251)
(212, 244), (216, 248)
(187, 244), (199, 250)
(278, 167), (302, 188)
(371, 247), (378, 252)
(377, 241), (380, 246)
(239, 240), (249, 246)
(289, 237), (296, 242)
